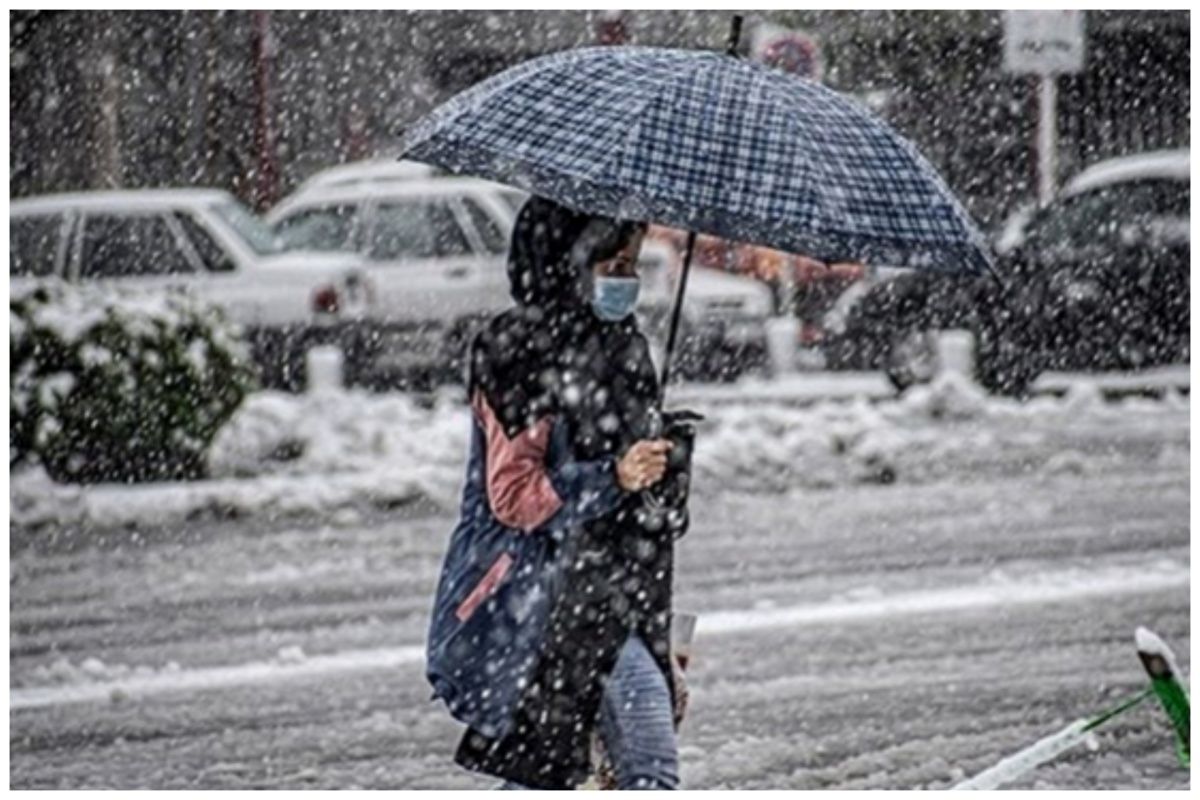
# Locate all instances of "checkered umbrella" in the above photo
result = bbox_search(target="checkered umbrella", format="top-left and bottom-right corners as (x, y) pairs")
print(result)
(400, 45), (994, 277)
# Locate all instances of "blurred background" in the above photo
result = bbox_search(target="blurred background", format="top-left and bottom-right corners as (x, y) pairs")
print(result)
(10, 10), (1189, 223)
(10, 10), (1191, 403)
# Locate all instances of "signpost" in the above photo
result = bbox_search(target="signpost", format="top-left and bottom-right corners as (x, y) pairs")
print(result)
(1003, 11), (1086, 206)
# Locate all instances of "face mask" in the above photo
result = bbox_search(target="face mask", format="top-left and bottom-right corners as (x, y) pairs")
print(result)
(592, 276), (640, 321)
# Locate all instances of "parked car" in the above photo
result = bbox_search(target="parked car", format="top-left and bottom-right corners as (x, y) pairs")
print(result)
(266, 171), (772, 386)
(822, 149), (1190, 394)
(10, 189), (367, 389)
(289, 158), (439, 196)
(266, 176), (518, 388)
(646, 226), (865, 342)
(634, 241), (772, 381)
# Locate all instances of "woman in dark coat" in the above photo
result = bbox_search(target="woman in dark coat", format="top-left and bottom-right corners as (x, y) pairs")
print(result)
(425, 195), (690, 789)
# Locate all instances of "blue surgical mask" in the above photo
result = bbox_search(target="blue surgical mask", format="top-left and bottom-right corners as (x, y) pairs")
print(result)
(592, 276), (640, 321)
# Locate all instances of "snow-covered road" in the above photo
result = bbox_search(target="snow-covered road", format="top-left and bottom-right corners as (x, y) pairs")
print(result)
(9, 391), (1189, 789)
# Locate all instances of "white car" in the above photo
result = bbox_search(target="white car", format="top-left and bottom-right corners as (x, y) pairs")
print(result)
(10, 189), (367, 388)
(290, 158), (439, 196)
(267, 177), (516, 324)
(634, 244), (772, 380)
(267, 172), (772, 384)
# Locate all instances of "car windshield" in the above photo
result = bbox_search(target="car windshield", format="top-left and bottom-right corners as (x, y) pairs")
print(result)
(499, 190), (528, 216)
(210, 201), (284, 256)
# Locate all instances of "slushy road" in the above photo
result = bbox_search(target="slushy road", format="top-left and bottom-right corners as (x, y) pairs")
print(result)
(11, 408), (1188, 789)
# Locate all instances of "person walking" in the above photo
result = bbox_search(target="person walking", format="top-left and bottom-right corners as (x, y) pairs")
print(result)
(425, 195), (691, 790)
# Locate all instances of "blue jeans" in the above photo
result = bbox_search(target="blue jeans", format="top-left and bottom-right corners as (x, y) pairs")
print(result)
(498, 633), (679, 790)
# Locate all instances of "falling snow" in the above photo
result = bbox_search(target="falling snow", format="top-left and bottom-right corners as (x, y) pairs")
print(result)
(9, 9), (1189, 791)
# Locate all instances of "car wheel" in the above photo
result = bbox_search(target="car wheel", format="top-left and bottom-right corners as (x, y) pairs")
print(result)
(885, 328), (940, 391)
(703, 344), (753, 383)
(249, 326), (308, 392)
(975, 317), (1043, 397)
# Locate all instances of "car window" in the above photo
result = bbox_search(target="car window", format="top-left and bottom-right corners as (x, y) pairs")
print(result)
(1026, 186), (1140, 251)
(79, 214), (194, 278)
(273, 204), (359, 252)
(368, 200), (472, 261)
(459, 197), (509, 254)
(1024, 191), (1118, 251)
(175, 213), (237, 272)
(10, 214), (64, 277)
(499, 190), (528, 215)
(210, 201), (284, 255)
(1028, 179), (1191, 253)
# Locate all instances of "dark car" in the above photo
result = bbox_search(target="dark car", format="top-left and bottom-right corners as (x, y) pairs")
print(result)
(823, 149), (1190, 395)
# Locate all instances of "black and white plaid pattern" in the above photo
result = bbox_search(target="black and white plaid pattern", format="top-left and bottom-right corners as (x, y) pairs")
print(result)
(402, 46), (992, 275)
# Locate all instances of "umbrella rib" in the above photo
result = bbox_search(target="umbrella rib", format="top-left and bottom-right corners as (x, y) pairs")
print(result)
(601, 51), (707, 220)
(750, 64), (993, 270)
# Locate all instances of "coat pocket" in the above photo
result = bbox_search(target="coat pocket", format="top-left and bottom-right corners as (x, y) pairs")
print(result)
(427, 544), (557, 739)
(455, 552), (514, 623)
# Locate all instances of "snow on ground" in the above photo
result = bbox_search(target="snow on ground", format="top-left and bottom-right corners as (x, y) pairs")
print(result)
(9, 372), (1190, 533)
(11, 557), (1187, 711)
(10, 465), (1188, 789)
(9, 371), (1189, 789)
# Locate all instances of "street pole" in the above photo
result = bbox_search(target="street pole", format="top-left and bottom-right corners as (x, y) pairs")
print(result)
(1036, 73), (1057, 206)
(252, 10), (279, 211)
(1005, 11), (1083, 208)
(96, 52), (121, 188)
(93, 13), (121, 189)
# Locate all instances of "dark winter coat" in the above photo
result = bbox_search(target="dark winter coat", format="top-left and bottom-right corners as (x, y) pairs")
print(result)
(425, 196), (681, 789)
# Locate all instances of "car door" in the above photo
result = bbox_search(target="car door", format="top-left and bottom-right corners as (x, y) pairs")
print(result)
(1019, 182), (1179, 369)
(171, 210), (273, 326)
(74, 211), (201, 296)
(360, 196), (501, 324)
(10, 211), (73, 290)
(1106, 179), (1190, 364)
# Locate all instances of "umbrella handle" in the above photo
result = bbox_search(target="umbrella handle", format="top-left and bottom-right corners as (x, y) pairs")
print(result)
(657, 230), (698, 407)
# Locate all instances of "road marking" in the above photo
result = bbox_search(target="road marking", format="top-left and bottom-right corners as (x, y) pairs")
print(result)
(697, 561), (1189, 636)
(11, 561), (1187, 711)
(11, 645), (426, 711)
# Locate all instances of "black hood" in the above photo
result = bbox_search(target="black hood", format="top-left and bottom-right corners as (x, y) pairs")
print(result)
(506, 195), (593, 313)
(470, 195), (659, 448)
(507, 195), (648, 314)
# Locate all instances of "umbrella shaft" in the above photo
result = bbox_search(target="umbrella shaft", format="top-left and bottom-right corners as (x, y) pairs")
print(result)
(658, 229), (698, 406)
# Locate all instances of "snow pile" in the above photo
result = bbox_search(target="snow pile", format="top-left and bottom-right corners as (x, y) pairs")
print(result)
(895, 371), (992, 420)
(11, 387), (468, 530)
(11, 373), (1188, 530)
(210, 387), (466, 482)
(9, 465), (437, 531)
(690, 374), (999, 491)
(691, 371), (1187, 491)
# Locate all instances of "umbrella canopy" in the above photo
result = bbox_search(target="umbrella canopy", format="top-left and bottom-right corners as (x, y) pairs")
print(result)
(400, 45), (994, 276)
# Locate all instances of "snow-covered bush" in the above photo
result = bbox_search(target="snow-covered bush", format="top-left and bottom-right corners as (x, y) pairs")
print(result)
(10, 281), (255, 483)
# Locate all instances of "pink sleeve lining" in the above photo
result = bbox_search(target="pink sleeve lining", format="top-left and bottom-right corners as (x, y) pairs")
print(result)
(472, 390), (564, 532)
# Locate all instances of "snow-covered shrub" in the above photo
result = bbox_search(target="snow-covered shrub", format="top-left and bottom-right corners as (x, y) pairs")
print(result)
(10, 281), (255, 483)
